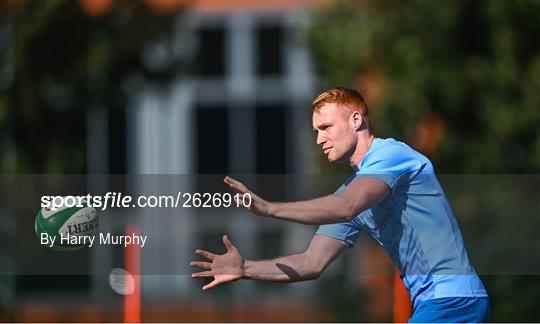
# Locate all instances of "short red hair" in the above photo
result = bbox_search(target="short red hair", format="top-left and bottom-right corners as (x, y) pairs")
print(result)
(312, 87), (369, 116)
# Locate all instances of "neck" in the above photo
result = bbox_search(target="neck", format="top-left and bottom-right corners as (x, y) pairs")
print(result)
(350, 133), (376, 171)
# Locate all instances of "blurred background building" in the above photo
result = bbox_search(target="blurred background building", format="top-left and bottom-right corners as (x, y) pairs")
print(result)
(1, 0), (539, 322)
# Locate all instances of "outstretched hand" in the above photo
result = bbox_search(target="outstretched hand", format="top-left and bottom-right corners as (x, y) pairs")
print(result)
(223, 176), (272, 216)
(190, 235), (245, 290)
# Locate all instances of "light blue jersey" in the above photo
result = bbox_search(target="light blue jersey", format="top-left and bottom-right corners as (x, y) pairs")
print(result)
(316, 138), (488, 308)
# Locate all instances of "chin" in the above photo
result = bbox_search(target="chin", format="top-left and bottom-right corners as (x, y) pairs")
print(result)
(327, 154), (342, 164)
(325, 150), (346, 164)
(329, 154), (348, 164)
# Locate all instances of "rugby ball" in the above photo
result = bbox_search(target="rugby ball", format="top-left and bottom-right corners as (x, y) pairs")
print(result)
(35, 202), (99, 252)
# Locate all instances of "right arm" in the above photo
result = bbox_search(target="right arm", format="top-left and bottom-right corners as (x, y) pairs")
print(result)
(191, 234), (345, 290)
(243, 234), (345, 282)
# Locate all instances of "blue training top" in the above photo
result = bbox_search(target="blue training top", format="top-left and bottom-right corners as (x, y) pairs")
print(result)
(316, 138), (488, 307)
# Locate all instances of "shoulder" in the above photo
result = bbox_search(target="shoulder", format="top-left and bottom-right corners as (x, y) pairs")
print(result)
(358, 138), (432, 175)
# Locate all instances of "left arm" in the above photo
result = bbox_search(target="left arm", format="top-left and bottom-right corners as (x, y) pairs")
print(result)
(224, 176), (390, 225)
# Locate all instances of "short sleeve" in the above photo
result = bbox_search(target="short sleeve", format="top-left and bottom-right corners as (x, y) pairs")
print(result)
(358, 140), (425, 189)
(315, 221), (361, 248)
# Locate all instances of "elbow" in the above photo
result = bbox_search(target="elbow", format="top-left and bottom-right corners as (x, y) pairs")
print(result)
(312, 268), (323, 280)
(304, 271), (321, 281)
(303, 255), (325, 280)
(336, 201), (358, 222)
(341, 213), (356, 223)
(302, 267), (323, 281)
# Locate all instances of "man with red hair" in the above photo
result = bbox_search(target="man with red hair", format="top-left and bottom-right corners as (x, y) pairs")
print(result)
(191, 87), (490, 322)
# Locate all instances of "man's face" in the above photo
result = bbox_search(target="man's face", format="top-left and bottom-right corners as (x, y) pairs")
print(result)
(312, 103), (358, 164)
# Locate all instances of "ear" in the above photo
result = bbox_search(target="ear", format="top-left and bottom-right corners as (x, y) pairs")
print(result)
(351, 111), (363, 130)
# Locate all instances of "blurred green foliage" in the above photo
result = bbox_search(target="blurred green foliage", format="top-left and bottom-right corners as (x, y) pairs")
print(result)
(0, 0), (177, 173)
(309, 0), (540, 173)
(308, 0), (540, 321)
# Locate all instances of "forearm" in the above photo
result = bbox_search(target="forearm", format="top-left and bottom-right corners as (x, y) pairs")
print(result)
(267, 195), (354, 225)
(243, 253), (322, 283)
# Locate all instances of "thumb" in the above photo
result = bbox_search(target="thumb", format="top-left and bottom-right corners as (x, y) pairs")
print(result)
(222, 235), (235, 252)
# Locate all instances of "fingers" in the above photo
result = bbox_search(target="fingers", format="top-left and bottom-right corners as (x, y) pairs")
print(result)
(222, 235), (235, 252)
(195, 249), (216, 261)
(190, 261), (212, 270)
(192, 270), (219, 291)
(203, 279), (220, 290)
(224, 176), (249, 194)
(191, 270), (213, 278)
(223, 176), (238, 186)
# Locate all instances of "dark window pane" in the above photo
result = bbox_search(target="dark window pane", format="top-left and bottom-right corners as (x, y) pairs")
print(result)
(196, 27), (225, 77)
(256, 26), (283, 76)
(257, 229), (284, 260)
(256, 104), (286, 173)
(108, 108), (126, 174)
(195, 106), (229, 173)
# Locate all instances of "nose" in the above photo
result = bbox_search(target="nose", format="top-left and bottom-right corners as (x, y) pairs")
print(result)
(316, 131), (326, 145)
